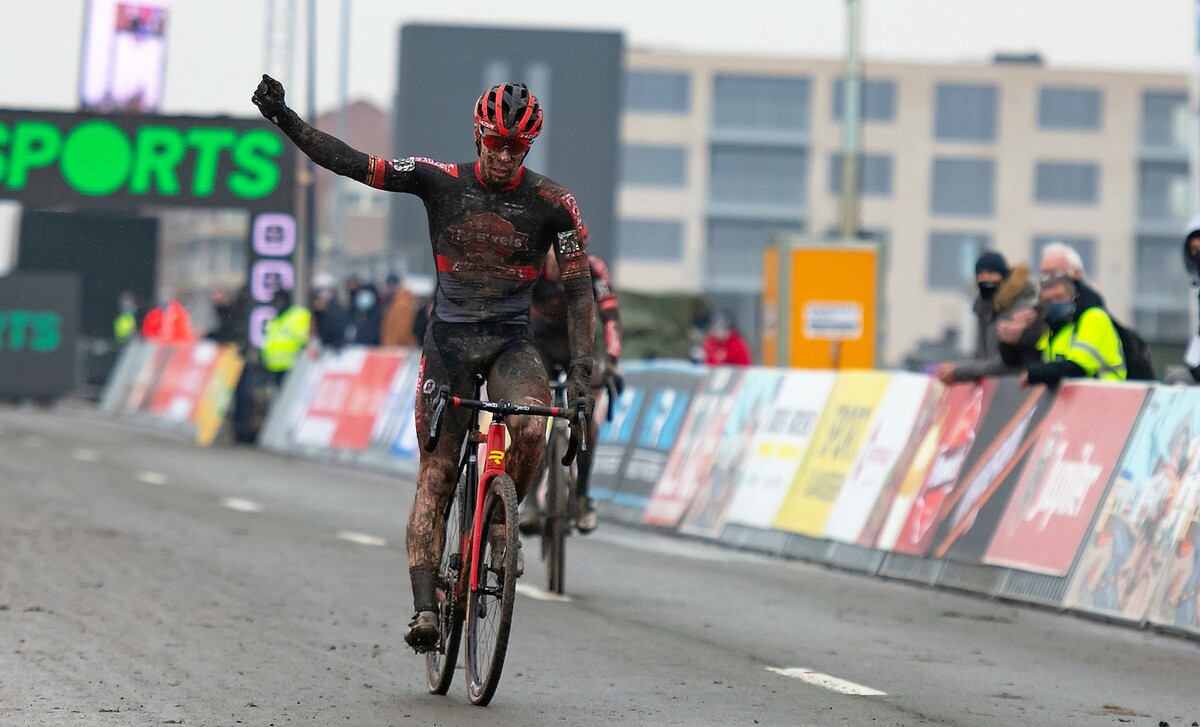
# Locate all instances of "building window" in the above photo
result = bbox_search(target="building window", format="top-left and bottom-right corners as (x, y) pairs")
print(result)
(617, 219), (684, 262)
(930, 157), (995, 216)
(625, 70), (690, 113)
(1134, 235), (1192, 341)
(1031, 236), (1096, 278)
(935, 83), (998, 142)
(927, 232), (991, 291)
(1034, 162), (1099, 205)
(1138, 161), (1190, 221)
(832, 78), (897, 122)
(1142, 91), (1188, 147)
(712, 74), (810, 132)
(710, 145), (807, 205)
(706, 219), (802, 290)
(1038, 87), (1102, 130)
(620, 144), (687, 187)
(829, 153), (893, 197)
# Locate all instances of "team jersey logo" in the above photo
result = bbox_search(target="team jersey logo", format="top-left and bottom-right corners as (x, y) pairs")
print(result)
(414, 157), (459, 176)
(392, 157), (416, 173)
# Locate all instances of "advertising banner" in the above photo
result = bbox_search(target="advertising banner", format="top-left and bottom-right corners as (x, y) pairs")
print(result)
(679, 368), (784, 538)
(0, 273), (81, 397)
(722, 371), (837, 530)
(885, 381), (993, 555)
(1148, 519), (1200, 634)
(147, 341), (220, 422)
(931, 380), (1053, 562)
(985, 382), (1148, 576)
(293, 348), (370, 450)
(1067, 387), (1200, 621)
(824, 373), (935, 544)
(193, 345), (245, 446)
(591, 363), (655, 502)
(644, 367), (744, 528)
(609, 363), (704, 511)
(380, 351), (422, 461)
(774, 371), (892, 537)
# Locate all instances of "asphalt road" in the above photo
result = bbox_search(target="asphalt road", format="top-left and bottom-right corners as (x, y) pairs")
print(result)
(1, 403), (1198, 726)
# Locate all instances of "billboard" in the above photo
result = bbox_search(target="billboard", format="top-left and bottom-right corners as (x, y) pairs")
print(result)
(0, 273), (81, 397)
(80, 0), (170, 113)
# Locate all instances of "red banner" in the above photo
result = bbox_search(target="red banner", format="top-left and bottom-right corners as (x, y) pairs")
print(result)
(147, 342), (220, 422)
(984, 382), (1147, 576)
(329, 350), (405, 451)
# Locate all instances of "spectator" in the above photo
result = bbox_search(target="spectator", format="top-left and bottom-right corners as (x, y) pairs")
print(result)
(261, 288), (311, 384)
(412, 297), (433, 345)
(703, 312), (752, 366)
(345, 282), (383, 345)
(310, 272), (348, 349)
(113, 290), (139, 344)
(141, 295), (195, 344)
(1002, 275), (1126, 387)
(1039, 241), (1104, 311)
(343, 274), (361, 309)
(935, 251), (1039, 383)
(205, 286), (249, 346)
(380, 273), (420, 347)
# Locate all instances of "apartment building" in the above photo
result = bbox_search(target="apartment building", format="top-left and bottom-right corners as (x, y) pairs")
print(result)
(616, 49), (1193, 366)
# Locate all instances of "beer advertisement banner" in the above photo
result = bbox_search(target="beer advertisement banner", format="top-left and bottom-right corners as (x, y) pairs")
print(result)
(1067, 387), (1200, 622)
(886, 381), (994, 555)
(824, 373), (935, 545)
(679, 368), (785, 538)
(591, 363), (655, 502)
(327, 350), (406, 451)
(147, 341), (221, 422)
(194, 345), (245, 447)
(722, 371), (837, 530)
(931, 380), (1053, 562)
(985, 382), (1148, 576)
(609, 363), (704, 511)
(773, 371), (892, 537)
(382, 352), (423, 461)
(644, 367), (745, 528)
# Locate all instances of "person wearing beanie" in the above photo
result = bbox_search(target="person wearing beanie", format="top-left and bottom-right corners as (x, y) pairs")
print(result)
(935, 250), (1039, 384)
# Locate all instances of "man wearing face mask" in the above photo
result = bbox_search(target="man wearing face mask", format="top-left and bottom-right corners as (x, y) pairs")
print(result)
(935, 251), (1038, 383)
(261, 288), (312, 385)
(345, 282), (383, 346)
(1003, 275), (1126, 386)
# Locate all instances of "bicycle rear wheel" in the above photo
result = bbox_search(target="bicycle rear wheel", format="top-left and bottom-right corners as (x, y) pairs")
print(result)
(465, 474), (519, 706)
(544, 428), (570, 595)
(425, 469), (467, 694)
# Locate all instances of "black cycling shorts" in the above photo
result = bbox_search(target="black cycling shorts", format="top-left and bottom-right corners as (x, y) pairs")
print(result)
(415, 318), (551, 460)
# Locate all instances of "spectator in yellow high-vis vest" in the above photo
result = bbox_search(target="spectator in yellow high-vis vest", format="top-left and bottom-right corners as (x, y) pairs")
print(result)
(262, 288), (311, 383)
(1016, 275), (1126, 387)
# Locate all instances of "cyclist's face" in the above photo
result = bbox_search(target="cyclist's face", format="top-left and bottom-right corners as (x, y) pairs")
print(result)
(478, 130), (528, 186)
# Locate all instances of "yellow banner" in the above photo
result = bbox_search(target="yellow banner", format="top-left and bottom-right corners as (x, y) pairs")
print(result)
(194, 345), (245, 447)
(773, 371), (890, 535)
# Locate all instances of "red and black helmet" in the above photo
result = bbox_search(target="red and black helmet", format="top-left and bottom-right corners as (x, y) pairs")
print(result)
(474, 83), (543, 141)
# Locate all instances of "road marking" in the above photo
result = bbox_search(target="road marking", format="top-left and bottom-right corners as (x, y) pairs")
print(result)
(766, 667), (887, 696)
(336, 531), (387, 547)
(136, 471), (168, 485)
(515, 584), (573, 603)
(71, 449), (100, 462)
(221, 498), (262, 513)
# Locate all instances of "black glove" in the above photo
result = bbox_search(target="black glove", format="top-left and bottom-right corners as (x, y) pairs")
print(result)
(251, 73), (288, 125)
(604, 362), (625, 397)
(566, 360), (593, 440)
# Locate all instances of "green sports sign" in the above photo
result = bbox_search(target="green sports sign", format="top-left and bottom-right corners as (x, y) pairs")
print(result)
(0, 109), (296, 211)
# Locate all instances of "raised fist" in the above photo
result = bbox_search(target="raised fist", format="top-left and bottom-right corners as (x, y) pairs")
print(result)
(251, 74), (287, 124)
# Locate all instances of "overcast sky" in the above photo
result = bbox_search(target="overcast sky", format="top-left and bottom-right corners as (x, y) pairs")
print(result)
(1, 0), (1196, 118)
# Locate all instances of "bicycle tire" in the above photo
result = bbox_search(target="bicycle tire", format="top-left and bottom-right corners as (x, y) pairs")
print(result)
(425, 468), (468, 694)
(465, 474), (519, 706)
(545, 426), (569, 594)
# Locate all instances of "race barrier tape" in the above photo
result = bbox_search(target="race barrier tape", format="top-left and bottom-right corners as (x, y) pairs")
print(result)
(101, 343), (1200, 640)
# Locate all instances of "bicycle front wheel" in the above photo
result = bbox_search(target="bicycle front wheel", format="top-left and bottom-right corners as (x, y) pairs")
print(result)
(465, 474), (519, 706)
(425, 469), (467, 695)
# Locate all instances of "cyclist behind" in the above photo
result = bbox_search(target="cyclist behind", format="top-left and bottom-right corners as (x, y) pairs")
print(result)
(252, 77), (597, 652)
(523, 252), (623, 534)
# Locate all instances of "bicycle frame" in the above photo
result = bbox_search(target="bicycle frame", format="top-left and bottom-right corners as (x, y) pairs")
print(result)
(470, 412), (509, 593)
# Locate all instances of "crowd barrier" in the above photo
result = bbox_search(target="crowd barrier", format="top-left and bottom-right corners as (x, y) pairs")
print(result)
(101, 342), (1200, 641)
(101, 339), (244, 446)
